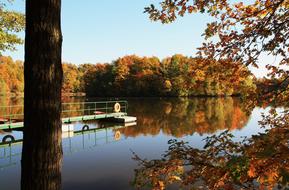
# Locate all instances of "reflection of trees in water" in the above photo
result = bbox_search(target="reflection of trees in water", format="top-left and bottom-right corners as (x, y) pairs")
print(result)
(122, 98), (253, 137)
(133, 112), (289, 189)
(0, 97), (24, 121)
(0, 97), (24, 106)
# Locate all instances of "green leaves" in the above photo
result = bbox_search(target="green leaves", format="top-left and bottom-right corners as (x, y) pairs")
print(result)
(0, 2), (25, 53)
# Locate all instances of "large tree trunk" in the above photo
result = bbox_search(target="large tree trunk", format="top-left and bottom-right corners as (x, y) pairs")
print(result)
(21, 0), (63, 190)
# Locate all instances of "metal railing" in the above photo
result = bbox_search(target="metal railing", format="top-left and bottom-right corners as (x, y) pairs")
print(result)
(0, 125), (126, 170)
(0, 105), (23, 125)
(0, 100), (128, 125)
(61, 100), (128, 118)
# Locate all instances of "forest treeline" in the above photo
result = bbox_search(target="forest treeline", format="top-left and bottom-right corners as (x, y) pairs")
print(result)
(0, 55), (258, 97)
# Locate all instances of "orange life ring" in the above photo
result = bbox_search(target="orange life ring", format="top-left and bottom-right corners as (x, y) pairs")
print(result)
(114, 103), (121, 113)
(114, 131), (121, 141)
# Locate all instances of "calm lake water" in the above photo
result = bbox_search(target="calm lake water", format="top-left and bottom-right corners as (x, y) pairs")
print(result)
(0, 97), (273, 189)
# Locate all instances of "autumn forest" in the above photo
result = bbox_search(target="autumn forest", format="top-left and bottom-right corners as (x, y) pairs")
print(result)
(0, 0), (288, 189)
(0, 54), (258, 97)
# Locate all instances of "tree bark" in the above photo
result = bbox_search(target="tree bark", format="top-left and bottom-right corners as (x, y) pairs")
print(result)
(21, 0), (63, 190)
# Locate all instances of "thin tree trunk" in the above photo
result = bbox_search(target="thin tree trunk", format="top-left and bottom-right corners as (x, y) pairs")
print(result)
(21, 0), (63, 190)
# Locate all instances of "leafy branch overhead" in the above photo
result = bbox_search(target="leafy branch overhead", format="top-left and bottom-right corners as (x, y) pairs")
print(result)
(145, 0), (289, 78)
(133, 111), (289, 189)
(0, 1), (25, 53)
(132, 1), (289, 189)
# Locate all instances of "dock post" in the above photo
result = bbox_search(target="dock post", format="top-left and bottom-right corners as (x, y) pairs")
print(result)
(94, 102), (96, 114)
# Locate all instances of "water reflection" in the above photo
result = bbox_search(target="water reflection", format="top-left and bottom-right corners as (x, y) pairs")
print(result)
(0, 124), (126, 170)
(0, 97), (261, 190)
(18, 123), (130, 190)
(0, 97), (253, 138)
(133, 120), (289, 189)
(122, 98), (252, 137)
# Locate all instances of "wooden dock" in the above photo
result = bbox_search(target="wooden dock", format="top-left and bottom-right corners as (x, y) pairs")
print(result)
(0, 101), (137, 130)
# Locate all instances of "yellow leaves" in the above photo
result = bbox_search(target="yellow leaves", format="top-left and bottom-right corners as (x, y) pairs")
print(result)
(211, 5), (217, 11)
(0, 6), (25, 52)
(170, 175), (181, 181)
(164, 80), (172, 90)
(284, 0), (289, 8)
(194, 70), (206, 81)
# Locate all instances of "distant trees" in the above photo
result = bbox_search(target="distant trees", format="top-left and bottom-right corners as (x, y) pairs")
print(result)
(84, 54), (256, 97)
(112, 55), (163, 96)
(0, 57), (80, 95)
(82, 63), (115, 96)
(62, 63), (82, 93)
(0, 54), (257, 97)
(0, 56), (23, 95)
(145, 0), (289, 102)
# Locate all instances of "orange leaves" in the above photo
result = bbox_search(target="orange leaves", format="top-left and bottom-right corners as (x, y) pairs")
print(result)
(0, 56), (23, 95)
(194, 111), (206, 124)
(145, 0), (289, 95)
(247, 161), (257, 178)
(248, 158), (281, 188)
(62, 63), (81, 93)
(133, 109), (289, 189)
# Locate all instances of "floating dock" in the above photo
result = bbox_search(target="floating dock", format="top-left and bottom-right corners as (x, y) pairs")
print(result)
(107, 116), (137, 123)
(0, 101), (137, 130)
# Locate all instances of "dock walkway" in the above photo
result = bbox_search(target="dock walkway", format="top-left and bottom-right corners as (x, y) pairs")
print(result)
(0, 100), (136, 130)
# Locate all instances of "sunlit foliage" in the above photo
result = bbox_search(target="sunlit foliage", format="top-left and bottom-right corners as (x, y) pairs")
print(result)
(0, 56), (82, 95)
(0, 54), (257, 97)
(133, 111), (289, 189)
(84, 54), (256, 97)
(131, 0), (289, 189)
(145, 0), (289, 99)
(0, 56), (23, 95)
(62, 63), (82, 93)
(0, 1), (25, 53)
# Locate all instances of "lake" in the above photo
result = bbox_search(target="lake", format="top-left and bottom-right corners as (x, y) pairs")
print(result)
(0, 97), (276, 189)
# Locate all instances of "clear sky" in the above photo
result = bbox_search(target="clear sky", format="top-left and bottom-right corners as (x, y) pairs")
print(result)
(5, 0), (271, 77)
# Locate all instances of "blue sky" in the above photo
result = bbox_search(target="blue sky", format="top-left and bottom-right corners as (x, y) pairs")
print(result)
(5, 0), (270, 77)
